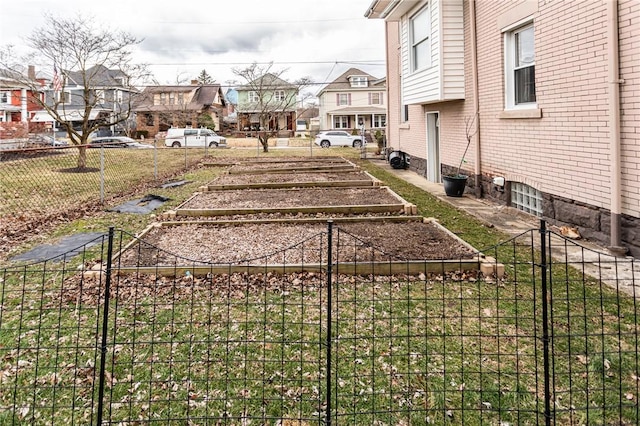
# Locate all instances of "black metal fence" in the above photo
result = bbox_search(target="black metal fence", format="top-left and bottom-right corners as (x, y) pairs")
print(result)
(1, 222), (638, 424)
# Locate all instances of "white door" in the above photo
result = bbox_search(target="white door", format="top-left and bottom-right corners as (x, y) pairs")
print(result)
(426, 112), (440, 182)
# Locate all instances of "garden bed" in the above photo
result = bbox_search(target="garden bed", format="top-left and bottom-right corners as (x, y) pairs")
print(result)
(117, 219), (478, 268)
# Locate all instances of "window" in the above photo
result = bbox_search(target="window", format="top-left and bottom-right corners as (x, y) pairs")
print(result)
(274, 90), (286, 101)
(337, 94), (350, 106)
(350, 76), (368, 87)
(402, 104), (409, 122)
(145, 113), (154, 126)
(505, 22), (536, 108)
(169, 92), (175, 105)
(159, 93), (167, 105)
(373, 114), (386, 128)
(60, 91), (70, 103)
(0, 92), (9, 104)
(334, 116), (349, 129)
(410, 5), (431, 72)
(369, 93), (383, 105)
(248, 91), (259, 103)
(511, 182), (542, 216)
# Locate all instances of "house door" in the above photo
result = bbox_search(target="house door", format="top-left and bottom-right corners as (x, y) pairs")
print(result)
(426, 112), (440, 182)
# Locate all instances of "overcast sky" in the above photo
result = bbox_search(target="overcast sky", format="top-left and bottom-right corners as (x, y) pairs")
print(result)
(1, 0), (386, 94)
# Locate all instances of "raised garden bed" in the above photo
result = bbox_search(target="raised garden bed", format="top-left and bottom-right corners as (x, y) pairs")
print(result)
(115, 218), (480, 276)
(172, 186), (416, 217)
(208, 170), (379, 190)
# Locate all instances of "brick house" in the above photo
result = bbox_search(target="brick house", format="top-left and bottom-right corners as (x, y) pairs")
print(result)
(317, 68), (387, 133)
(0, 66), (46, 138)
(366, 0), (640, 256)
(134, 82), (226, 137)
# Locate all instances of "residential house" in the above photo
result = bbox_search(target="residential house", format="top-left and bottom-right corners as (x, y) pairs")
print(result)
(0, 66), (46, 138)
(31, 64), (138, 135)
(317, 68), (387, 133)
(235, 73), (298, 134)
(134, 82), (226, 137)
(366, 0), (639, 256)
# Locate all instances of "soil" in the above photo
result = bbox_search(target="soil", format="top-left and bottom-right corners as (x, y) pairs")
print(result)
(119, 221), (476, 266)
(211, 171), (373, 185)
(181, 187), (403, 209)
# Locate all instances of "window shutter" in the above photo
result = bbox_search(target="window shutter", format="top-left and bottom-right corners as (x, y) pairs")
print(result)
(381, 93), (384, 105)
(336, 94), (339, 105)
(348, 94), (352, 105)
(368, 93), (371, 105)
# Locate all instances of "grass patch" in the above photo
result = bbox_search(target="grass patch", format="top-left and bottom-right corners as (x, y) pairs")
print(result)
(1, 149), (638, 424)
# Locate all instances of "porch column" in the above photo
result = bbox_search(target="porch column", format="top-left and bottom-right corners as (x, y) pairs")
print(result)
(21, 89), (28, 123)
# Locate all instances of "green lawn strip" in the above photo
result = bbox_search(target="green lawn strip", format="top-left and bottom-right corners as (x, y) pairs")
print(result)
(1, 151), (638, 423)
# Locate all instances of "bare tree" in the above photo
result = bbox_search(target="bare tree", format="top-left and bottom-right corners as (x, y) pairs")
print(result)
(1, 13), (151, 169)
(233, 62), (311, 152)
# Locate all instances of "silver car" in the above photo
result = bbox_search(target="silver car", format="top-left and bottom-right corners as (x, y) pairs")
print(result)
(90, 136), (154, 149)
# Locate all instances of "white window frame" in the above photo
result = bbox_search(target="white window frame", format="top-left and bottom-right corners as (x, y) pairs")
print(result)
(373, 114), (386, 128)
(504, 19), (537, 110)
(337, 94), (349, 106)
(274, 90), (286, 101)
(248, 91), (259, 103)
(0, 91), (9, 104)
(370, 92), (382, 105)
(334, 116), (349, 129)
(350, 76), (368, 87)
(410, 4), (431, 72)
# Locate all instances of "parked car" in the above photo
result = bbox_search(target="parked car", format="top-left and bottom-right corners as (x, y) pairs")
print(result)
(89, 136), (153, 149)
(28, 134), (68, 147)
(164, 128), (226, 148)
(314, 131), (363, 148)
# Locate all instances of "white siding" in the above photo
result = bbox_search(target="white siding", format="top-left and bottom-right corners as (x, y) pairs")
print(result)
(441, 0), (465, 99)
(401, 0), (464, 104)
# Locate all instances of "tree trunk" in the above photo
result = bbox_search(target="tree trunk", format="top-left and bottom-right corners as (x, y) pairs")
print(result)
(77, 145), (88, 170)
(258, 134), (269, 152)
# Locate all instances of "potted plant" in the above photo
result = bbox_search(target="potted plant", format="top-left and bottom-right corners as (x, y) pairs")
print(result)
(443, 114), (477, 197)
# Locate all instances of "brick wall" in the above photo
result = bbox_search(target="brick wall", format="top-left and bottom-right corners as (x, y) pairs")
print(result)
(382, 0), (640, 254)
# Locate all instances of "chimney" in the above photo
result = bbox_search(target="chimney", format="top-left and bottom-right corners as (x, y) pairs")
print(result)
(28, 65), (36, 80)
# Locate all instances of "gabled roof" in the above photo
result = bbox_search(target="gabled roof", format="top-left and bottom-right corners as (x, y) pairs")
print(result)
(133, 84), (225, 112)
(317, 67), (384, 94)
(236, 73), (297, 91)
(65, 65), (128, 88)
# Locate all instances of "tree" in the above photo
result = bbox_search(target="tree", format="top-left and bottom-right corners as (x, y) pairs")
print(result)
(233, 62), (311, 152)
(0, 13), (151, 169)
(196, 69), (215, 85)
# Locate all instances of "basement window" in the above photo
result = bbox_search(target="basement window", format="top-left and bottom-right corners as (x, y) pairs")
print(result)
(511, 182), (542, 216)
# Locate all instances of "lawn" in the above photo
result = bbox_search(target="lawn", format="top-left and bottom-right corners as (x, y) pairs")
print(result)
(0, 148), (638, 424)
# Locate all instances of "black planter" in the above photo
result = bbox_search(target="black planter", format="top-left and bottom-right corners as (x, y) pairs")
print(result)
(442, 175), (468, 197)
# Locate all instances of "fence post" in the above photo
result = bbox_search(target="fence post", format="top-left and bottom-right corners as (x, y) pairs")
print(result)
(539, 220), (552, 426)
(100, 145), (105, 203)
(325, 220), (333, 426)
(96, 227), (115, 425)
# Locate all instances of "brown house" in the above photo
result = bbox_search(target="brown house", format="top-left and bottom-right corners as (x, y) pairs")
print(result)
(134, 82), (226, 137)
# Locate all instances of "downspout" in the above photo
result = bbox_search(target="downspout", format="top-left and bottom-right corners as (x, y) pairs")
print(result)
(470, 0), (481, 197)
(607, 0), (626, 255)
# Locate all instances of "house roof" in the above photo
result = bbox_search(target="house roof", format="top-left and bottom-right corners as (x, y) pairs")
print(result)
(236, 73), (297, 91)
(65, 65), (128, 88)
(133, 84), (225, 112)
(317, 68), (384, 95)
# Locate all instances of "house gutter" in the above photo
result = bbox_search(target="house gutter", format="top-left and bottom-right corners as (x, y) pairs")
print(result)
(470, 0), (481, 197)
(607, 0), (626, 255)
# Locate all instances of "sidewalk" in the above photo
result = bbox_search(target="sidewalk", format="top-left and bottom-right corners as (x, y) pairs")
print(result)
(370, 159), (639, 296)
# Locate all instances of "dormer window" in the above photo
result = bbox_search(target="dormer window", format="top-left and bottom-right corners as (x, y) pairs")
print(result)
(350, 76), (368, 87)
